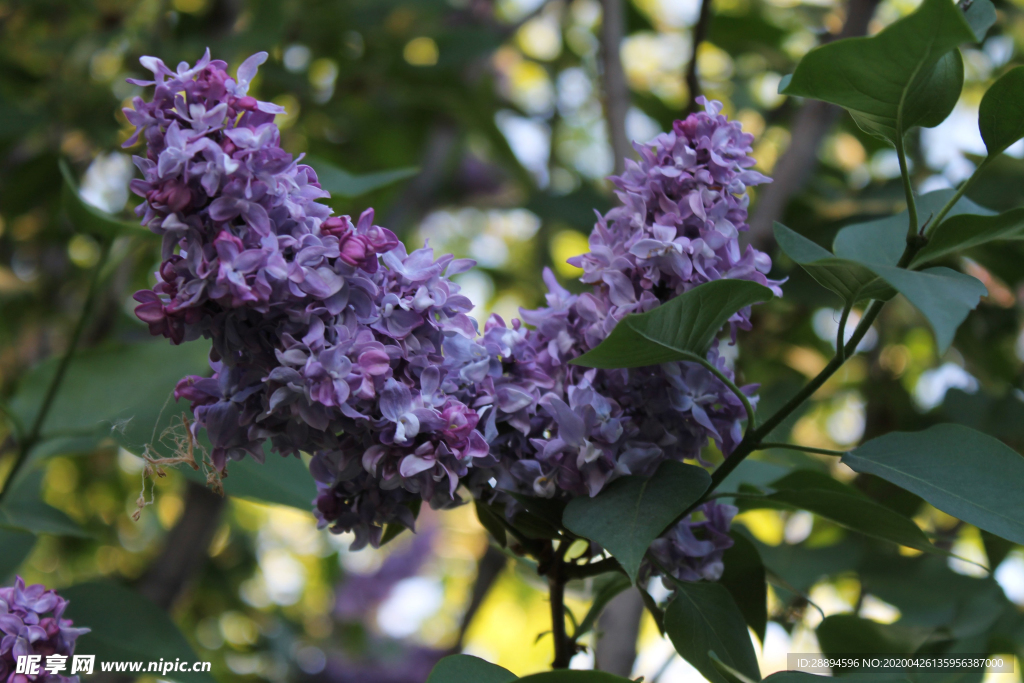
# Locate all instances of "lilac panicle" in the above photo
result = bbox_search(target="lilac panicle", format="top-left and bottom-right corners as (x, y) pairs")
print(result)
(127, 50), (487, 549)
(0, 578), (89, 683)
(126, 47), (772, 585)
(447, 98), (779, 583)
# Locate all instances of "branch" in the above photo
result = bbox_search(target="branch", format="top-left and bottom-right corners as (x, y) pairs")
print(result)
(745, 0), (882, 249)
(0, 239), (112, 504)
(136, 481), (227, 610)
(684, 0), (714, 114)
(600, 0), (632, 174)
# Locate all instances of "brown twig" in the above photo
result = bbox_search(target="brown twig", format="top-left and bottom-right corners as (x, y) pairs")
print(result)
(600, 0), (632, 174)
(684, 0), (714, 114)
(745, 0), (882, 249)
(135, 480), (227, 610)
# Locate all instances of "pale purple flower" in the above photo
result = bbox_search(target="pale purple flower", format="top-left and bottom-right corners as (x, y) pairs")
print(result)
(128, 50), (488, 547)
(0, 578), (89, 683)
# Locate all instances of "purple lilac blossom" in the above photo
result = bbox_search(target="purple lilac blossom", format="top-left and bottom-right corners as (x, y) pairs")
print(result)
(126, 48), (772, 584)
(0, 578), (89, 683)
(126, 50), (487, 549)
(446, 98), (779, 583)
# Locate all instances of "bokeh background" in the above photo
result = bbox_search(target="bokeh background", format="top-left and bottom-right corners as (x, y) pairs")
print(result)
(4, 0), (1024, 680)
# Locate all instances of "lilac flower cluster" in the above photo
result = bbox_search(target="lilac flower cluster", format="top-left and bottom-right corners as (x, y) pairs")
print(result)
(126, 50), (487, 549)
(444, 98), (779, 582)
(0, 578), (89, 683)
(126, 48), (773, 584)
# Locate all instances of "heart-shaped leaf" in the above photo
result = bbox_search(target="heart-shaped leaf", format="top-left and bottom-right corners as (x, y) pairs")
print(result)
(843, 423), (1024, 545)
(562, 460), (711, 581)
(571, 280), (774, 369)
(781, 0), (987, 143)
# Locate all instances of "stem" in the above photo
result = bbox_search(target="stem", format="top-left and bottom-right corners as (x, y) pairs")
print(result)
(924, 157), (989, 239)
(758, 442), (849, 457)
(549, 547), (573, 669)
(694, 356), (755, 430)
(564, 556), (625, 579)
(0, 239), (112, 504)
(679, 298), (885, 517)
(895, 134), (919, 241)
(835, 303), (852, 364)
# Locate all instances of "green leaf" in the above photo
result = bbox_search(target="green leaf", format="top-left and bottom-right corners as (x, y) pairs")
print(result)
(740, 487), (935, 551)
(307, 156), (418, 198)
(709, 652), (759, 683)
(719, 533), (767, 643)
(61, 581), (217, 683)
(213, 450), (316, 510)
(832, 190), (992, 266)
(979, 66), (1024, 157)
(816, 614), (925, 658)
(842, 423), (1024, 545)
(775, 223), (894, 304)
(59, 160), (149, 239)
(11, 341), (210, 445)
(780, 0), (978, 143)
(562, 461), (711, 581)
(475, 499), (508, 547)
(575, 573), (632, 639)
(519, 672), (634, 682)
(863, 265), (985, 352)
(0, 468), (88, 537)
(664, 580), (761, 683)
(0, 528), (35, 581)
(912, 207), (1024, 266)
(964, 0), (997, 41)
(775, 221), (987, 352)
(426, 655), (517, 683)
(770, 470), (868, 498)
(571, 280), (774, 369)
